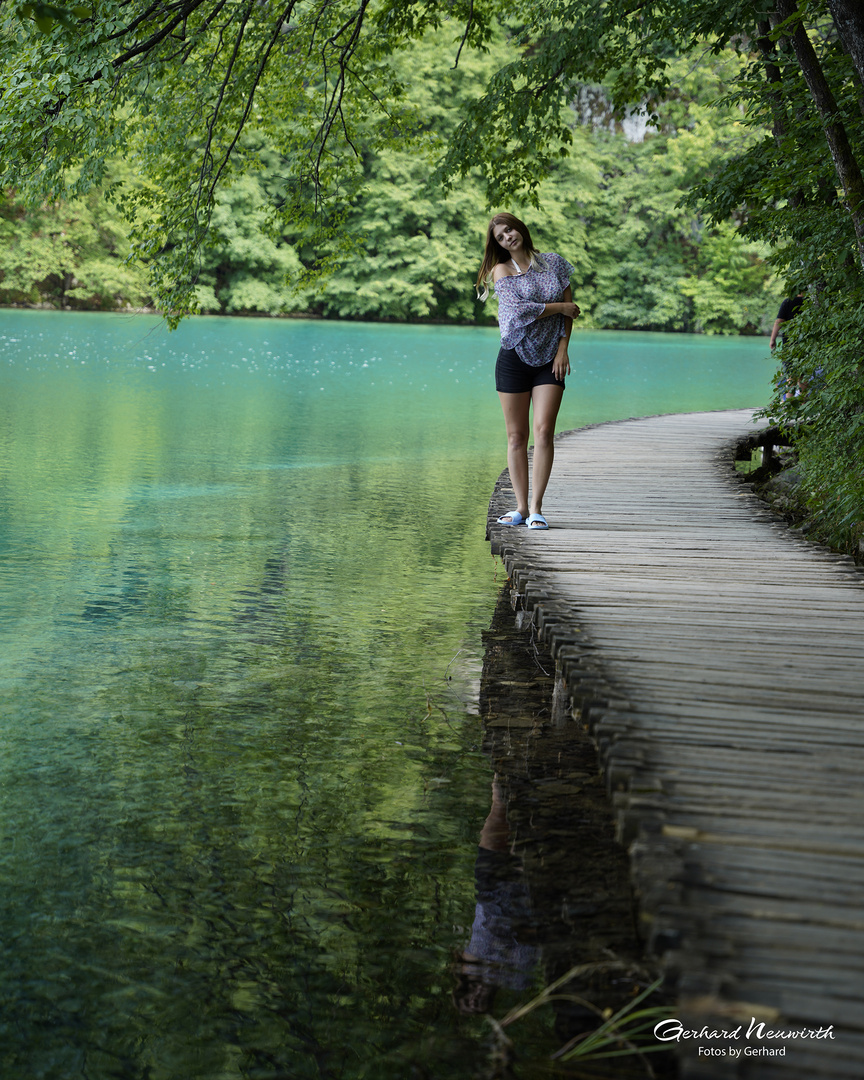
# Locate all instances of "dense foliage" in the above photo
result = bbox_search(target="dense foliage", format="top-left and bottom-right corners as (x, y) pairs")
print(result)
(681, 0), (864, 552)
(1, 31), (777, 332)
(0, 162), (151, 310)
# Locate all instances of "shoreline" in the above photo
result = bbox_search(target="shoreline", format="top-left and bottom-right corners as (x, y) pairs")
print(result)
(0, 301), (771, 337)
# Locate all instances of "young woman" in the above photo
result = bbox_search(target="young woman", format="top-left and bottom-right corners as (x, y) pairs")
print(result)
(477, 212), (580, 530)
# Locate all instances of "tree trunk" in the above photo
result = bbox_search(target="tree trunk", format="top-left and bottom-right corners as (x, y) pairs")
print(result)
(756, 20), (789, 143)
(775, 0), (864, 271)
(827, 0), (864, 88)
(756, 19), (806, 208)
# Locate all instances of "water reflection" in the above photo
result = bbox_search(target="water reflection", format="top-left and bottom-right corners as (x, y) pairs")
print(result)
(455, 778), (540, 1012)
(465, 588), (673, 1077)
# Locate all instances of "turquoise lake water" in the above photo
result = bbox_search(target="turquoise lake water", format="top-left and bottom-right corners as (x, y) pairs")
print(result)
(0, 310), (775, 1078)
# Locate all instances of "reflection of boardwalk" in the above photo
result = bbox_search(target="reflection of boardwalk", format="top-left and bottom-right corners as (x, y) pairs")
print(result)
(487, 410), (864, 1080)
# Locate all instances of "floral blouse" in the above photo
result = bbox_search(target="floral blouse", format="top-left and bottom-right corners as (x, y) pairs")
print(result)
(493, 252), (575, 367)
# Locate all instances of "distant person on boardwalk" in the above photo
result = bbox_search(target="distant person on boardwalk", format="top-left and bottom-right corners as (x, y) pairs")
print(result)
(477, 213), (580, 531)
(769, 293), (804, 351)
(770, 292), (805, 400)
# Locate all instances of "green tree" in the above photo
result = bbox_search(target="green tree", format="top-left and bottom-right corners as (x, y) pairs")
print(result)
(193, 169), (304, 315)
(677, 2), (864, 547)
(571, 52), (776, 333)
(0, 164), (150, 308)
(0, 0), (489, 319)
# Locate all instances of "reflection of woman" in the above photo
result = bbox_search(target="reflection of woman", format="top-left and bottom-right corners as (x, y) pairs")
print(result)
(477, 213), (580, 531)
(452, 779), (539, 1015)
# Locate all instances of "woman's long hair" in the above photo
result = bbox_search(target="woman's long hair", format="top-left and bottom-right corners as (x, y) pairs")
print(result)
(476, 213), (542, 301)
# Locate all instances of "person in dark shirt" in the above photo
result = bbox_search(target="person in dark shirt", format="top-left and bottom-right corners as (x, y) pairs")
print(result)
(769, 293), (805, 399)
(769, 293), (805, 351)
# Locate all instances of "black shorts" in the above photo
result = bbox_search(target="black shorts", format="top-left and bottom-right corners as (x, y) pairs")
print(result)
(495, 347), (565, 394)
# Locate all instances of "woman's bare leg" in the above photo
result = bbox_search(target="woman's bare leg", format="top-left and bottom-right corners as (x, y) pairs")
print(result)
(528, 383), (564, 515)
(497, 391), (531, 517)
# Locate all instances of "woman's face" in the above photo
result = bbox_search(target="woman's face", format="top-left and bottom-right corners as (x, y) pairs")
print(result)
(493, 221), (525, 257)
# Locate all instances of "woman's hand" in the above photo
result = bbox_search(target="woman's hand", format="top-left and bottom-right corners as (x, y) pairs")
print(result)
(540, 301), (581, 320)
(553, 342), (570, 382)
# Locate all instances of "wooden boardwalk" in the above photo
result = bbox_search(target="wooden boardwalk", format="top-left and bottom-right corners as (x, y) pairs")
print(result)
(487, 410), (864, 1080)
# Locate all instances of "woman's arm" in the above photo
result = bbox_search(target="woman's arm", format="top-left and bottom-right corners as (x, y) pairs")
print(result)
(539, 298), (581, 319)
(552, 286), (577, 381)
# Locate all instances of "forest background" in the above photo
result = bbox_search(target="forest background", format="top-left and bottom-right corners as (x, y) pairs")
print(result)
(0, 30), (780, 335)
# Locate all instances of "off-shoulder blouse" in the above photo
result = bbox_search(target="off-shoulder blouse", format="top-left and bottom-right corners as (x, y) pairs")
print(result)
(493, 252), (575, 368)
